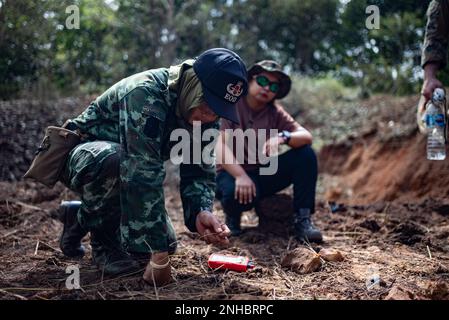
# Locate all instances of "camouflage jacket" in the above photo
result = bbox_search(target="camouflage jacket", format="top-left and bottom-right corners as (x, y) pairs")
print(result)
(66, 60), (218, 233)
(422, 0), (449, 68)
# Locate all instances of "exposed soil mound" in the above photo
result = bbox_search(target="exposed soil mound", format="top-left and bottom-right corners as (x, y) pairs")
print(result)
(281, 247), (322, 274)
(390, 221), (427, 245)
(318, 92), (449, 206)
(320, 131), (449, 205)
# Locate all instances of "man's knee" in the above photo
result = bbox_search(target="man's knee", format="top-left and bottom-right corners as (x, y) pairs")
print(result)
(218, 184), (252, 213)
(289, 145), (318, 168)
(80, 142), (121, 184)
(220, 188), (237, 209)
(216, 172), (235, 201)
(221, 193), (255, 213)
(100, 150), (120, 178)
(293, 144), (316, 159)
(217, 172), (256, 213)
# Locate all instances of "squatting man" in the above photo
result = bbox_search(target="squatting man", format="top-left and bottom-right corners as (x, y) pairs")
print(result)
(57, 48), (250, 286)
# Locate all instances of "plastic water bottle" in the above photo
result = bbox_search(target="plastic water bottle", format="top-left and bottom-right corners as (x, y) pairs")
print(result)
(426, 88), (446, 160)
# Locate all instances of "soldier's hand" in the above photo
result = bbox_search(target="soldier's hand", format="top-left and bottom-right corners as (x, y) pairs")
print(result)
(196, 211), (230, 245)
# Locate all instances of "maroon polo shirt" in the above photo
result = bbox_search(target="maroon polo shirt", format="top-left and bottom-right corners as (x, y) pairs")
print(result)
(217, 97), (301, 172)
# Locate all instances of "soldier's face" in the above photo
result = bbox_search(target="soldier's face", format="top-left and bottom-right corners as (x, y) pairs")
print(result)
(187, 102), (219, 124)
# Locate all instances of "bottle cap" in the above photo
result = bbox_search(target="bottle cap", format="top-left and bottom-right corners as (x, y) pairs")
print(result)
(432, 88), (446, 103)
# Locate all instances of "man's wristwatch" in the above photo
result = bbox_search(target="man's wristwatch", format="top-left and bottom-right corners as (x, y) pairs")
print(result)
(278, 130), (291, 145)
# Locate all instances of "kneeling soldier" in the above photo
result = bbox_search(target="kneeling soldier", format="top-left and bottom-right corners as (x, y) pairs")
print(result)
(58, 48), (248, 285)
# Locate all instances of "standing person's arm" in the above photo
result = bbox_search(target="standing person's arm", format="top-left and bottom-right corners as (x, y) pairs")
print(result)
(421, 0), (449, 101)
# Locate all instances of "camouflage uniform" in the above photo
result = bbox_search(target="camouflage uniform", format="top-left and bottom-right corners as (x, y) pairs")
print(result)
(422, 0), (449, 68)
(60, 60), (218, 254)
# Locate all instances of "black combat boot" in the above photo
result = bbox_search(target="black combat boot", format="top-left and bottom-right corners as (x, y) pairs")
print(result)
(225, 212), (242, 237)
(294, 208), (323, 243)
(59, 201), (88, 258)
(90, 227), (140, 276)
(90, 233), (107, 267)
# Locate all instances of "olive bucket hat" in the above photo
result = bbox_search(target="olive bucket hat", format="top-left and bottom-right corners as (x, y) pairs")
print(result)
(247, 60), (291, 99)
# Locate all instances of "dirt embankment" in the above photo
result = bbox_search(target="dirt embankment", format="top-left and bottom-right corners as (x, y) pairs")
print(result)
(320, 131), (449, 205)
(315, 93), (449, 206)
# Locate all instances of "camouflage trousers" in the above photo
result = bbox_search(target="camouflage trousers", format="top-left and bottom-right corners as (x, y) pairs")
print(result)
(60, 141), (177, 254)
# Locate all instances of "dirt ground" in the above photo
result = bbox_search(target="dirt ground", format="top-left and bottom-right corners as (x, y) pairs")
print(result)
(0, 95), (448, 300)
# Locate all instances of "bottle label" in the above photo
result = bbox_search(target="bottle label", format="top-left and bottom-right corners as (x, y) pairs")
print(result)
(435, 114), (445, 127)
(426, 114), (445, 128)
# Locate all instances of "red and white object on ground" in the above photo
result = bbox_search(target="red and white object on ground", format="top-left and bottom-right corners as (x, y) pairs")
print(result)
(208, 253), (255, 272)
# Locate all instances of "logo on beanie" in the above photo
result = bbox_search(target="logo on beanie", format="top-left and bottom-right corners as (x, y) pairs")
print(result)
(225, 81), (244, 102)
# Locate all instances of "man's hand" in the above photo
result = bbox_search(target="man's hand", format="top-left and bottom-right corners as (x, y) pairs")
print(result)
(195, 211), (230, 245)
(235, 173), (256, 204)
(421, 63), (443, 109)
(418, 63), (444, 131)
(422, 77), (444, 101)
(262, 136), (284, 157)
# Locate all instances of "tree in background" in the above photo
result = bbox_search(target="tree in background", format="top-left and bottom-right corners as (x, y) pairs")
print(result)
(335, 0), (433, 96)
(0, 0), (447, 99)
(0, 0), (65, 99)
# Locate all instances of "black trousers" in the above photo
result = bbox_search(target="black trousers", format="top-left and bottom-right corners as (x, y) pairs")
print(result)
(216, 145), (318, 218)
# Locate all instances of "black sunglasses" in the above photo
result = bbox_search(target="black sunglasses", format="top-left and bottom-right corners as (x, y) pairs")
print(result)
(255, 75), (280, 93)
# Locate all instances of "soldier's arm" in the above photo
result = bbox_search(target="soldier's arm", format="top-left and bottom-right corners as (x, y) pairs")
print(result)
(422, 0), (449, 69)
(120, 86), (172, 253)
(64, 84), (120, 139)
(179, 122), (219, 233)
(179, 163), (216, 232)
(180, 158), (230, 245)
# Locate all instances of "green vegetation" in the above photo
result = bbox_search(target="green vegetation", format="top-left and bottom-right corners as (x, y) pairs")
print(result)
(0, 0), (445, 100)
(282, 76), (360, 150)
